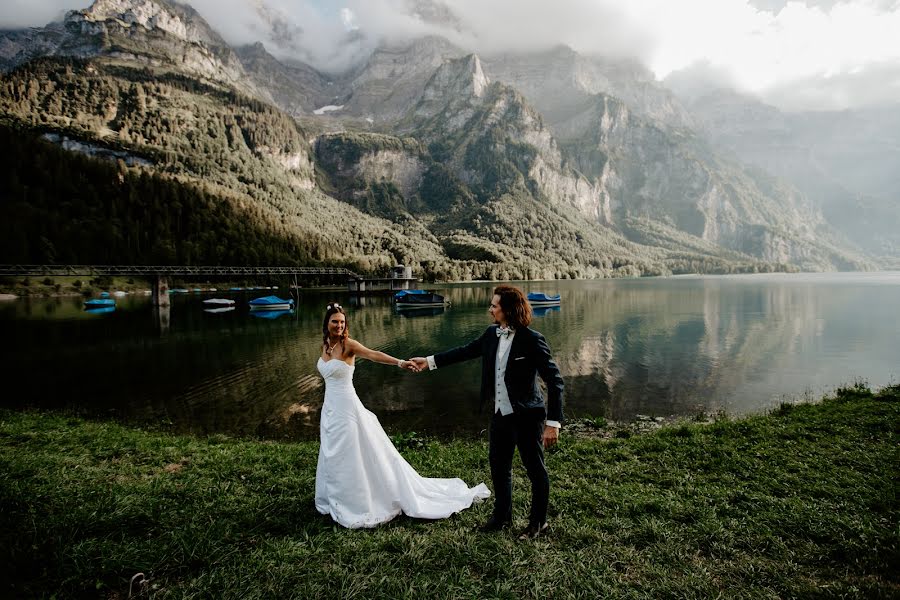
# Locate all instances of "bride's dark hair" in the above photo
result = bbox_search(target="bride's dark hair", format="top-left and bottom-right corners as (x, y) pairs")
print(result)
(322, 302), (349, 354)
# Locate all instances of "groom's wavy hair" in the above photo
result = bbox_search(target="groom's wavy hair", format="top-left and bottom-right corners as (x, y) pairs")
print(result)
(322, 302), (349, 349)
(494, 285), (532, 329)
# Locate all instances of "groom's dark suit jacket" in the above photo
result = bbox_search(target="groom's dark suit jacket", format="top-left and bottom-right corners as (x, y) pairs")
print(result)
(434, 325), (564, 423)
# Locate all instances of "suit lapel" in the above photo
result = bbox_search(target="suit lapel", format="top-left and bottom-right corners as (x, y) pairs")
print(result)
(501, 327), (528, 386)
(508, 327), (528, 361)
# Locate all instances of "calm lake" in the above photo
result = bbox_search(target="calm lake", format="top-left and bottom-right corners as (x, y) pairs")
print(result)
(2, 272), (898, 440)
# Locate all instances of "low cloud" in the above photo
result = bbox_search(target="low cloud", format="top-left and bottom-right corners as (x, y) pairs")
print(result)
(0, 0), (73, 28)
(2, 0), (899, 110)
(763, 61), (900, 112)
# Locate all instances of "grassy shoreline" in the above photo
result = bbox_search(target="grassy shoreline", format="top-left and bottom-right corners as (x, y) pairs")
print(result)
(2, 385), (897, 599)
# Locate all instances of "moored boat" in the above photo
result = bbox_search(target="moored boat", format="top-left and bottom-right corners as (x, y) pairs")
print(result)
(84, 298), (116, 308)
(527, 292), (561, 307)
(394, 289), (448, 309)
(248, 295), (294, 311)
(202, 298), (236, 306)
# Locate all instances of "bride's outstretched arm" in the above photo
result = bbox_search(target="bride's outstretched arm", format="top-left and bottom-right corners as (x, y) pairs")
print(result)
(346, 339), (418, 371)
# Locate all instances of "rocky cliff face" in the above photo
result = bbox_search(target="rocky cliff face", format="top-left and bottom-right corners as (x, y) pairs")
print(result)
(337, 36), (464, 124)
(235, 42), (330, 118)
(0, 0), (265, 100)
(0, 25), (68, 71)
(684, 90), (900, 261)
(482, 46), (695, 131)
(404, 54), (609, 220)
(78, 0), (226, 46)
(481, 61), (865, 269)
(315, 132), (426, 212)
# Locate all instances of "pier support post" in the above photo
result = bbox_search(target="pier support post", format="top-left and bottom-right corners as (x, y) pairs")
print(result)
(152, 275), (170, 307)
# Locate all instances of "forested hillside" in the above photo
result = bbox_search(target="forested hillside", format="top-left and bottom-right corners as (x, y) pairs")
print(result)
(1, 123), (319, 266)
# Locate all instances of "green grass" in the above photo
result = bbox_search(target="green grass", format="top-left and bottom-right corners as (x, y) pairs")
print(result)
(1, 385), (897, 599)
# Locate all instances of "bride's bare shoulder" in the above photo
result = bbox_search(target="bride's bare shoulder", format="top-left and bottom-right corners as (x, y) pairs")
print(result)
(344, 337), (363, 351)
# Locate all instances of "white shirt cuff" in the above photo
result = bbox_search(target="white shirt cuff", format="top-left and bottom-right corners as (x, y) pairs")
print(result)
(426, 355), (437, 370)
(546, 420), (561, 429)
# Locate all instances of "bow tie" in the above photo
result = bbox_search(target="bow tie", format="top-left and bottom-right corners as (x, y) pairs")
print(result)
(496, 326), (512, 339)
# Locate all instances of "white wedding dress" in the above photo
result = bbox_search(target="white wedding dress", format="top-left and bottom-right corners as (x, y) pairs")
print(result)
(315, 357), (490, 528)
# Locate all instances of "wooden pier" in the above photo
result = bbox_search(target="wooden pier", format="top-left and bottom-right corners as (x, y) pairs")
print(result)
(1, 263), (421, 302)
(346, 265), (419, 295)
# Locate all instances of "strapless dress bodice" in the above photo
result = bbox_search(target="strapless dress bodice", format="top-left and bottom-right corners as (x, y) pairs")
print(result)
(317, 357), (355, 384)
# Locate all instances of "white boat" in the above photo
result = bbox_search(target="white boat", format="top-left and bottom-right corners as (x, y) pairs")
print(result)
(204, 306), (236, 314)
(202, 298), (236, 306)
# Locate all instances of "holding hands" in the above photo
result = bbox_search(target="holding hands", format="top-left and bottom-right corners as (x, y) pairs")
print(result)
(408, 357), (428, 372)
(398, 357), (427, 373)
(397, 359), (419, 372)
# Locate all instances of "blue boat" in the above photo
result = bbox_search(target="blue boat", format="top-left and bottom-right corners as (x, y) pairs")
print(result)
(84, 298), (116, 308)
(394, 289), (448, 309)
(527, 292), (561, 307)
(84, 306), (116, 315)
(249, 295), (294, 311)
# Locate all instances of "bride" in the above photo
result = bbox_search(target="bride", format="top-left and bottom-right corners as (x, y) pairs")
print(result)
(315, 302), (490, 528)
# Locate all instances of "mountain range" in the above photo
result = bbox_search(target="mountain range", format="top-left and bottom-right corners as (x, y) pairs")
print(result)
(1, 0), (896, 278)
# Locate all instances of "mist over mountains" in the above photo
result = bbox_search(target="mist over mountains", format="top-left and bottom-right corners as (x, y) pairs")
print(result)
(1, 0), (896, 276)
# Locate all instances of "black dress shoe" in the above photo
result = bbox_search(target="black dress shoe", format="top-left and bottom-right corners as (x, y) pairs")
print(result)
(518, 521), (549, 540)
(478, 516), (512, 532)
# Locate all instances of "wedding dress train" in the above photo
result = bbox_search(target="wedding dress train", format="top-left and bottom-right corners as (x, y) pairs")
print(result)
(315, 357), (490, 528)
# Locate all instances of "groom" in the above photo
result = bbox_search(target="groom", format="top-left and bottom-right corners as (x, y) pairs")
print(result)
(410, 285), (564, 539)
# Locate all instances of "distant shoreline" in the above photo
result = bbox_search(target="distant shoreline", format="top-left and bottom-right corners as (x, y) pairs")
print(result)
(4, 270), (900, 299)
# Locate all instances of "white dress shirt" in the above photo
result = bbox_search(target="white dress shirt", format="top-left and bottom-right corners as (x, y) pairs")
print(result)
(494, 329), (516, 416)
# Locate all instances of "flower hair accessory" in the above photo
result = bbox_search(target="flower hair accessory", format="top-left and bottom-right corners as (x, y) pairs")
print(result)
(327, 303), (342, 310)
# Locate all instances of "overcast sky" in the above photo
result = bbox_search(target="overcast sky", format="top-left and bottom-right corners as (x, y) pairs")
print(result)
(3, 0), (899, 111)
